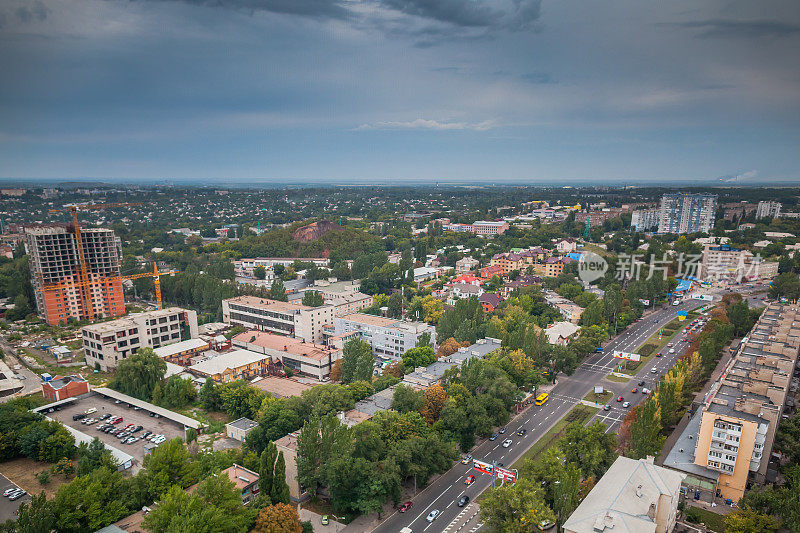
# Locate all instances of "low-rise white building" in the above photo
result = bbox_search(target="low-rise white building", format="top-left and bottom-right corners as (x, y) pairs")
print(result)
(544, 321), (580, 346)
(222, 295), (334, 344)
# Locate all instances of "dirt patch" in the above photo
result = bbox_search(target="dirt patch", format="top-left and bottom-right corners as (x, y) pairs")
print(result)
(203, 411), (230, 423)
(0, 457), (74, 498)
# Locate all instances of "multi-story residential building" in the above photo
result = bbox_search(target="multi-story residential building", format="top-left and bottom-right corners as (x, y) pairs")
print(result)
(534, 258), (565, 278)
(222, 296), (334, 344)
(630, 208), (660, 231)
(330, 313), (436, 360)
(700, 245), (780, 282)
(755, 201), (781, 220)
(479, 264), (504, 279)
(41, 375), (90, 402)
(575, 209), (624, 228)
(665, 303), (800, 502)
(188, 348), (268, 382)
(231, 330), (342, 380)
(233, 257), (329, 279)
(657, 193), (718, 234)
(443, 221), (509, 236)
(563, 457), (684, 533)
(455, 257), (479, 274)
(554, 239), (577, 254)
(290, 280), (371, 317)
(25, 225), (124, 325)
(81, 307), (199, 371)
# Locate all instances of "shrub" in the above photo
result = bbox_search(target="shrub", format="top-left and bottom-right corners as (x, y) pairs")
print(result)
(36, 471), (50, 484)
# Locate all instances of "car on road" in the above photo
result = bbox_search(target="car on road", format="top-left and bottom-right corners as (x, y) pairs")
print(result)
(465, 475), (475, 485)
(498, 427), (506, 434)
(638, 380), (645, 386)
(461, 454), (472, 464)
(617, 396), (623, 402)
(651, 368), (658, 374)
(398, 501), (413, 513)
(603, 405), (611, 411)
(656, 352), (662, 357)
(502, 439), (512, 448)
(623, 402), (630, 408)
(426, 510), (440, 522)
(669, 348), (675, 354)
(457, 495), (470, 507)
(642, 388), (650, 394)
(489, 433), (498, 441)
(321, 515), (329, 525)
(517, 428), (526, 436)
(631, 388), (638, 393)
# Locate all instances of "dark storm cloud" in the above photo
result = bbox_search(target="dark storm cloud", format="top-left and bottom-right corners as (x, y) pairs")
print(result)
(124, 0), (352, 19)
(380, 0), (541, 30)
(663, 19), (800, 39)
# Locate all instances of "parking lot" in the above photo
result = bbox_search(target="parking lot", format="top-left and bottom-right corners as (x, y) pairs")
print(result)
(0, 474), (30, 522)
(48, 394), (187, 471)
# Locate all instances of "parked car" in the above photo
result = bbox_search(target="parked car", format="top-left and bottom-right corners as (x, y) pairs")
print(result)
(85, 408), (97, 414)
(617, 396), (623, 402)
(498, 427), (506, 434)
(72, 413), (86, 421)
(4, 488), (19, 497)
(398, 501), (413, 513)
(142, 431), (152, 438)
(9, 490), (26, 501)
(489, 433), (498, 441)
(631, 388), (638, 393)
(461, 454), (472, 464)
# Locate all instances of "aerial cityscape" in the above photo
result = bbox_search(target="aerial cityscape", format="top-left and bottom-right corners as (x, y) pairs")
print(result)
(1, 1), (800, 533)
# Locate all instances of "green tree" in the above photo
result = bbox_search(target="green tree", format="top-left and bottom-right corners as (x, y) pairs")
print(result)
(143, 438), (197, 498)
(625, 398), (663, 459)
(259, 442), (278, 500)
(302, 290), (324, 307)
(391, 384), (424, 414)
(253, 265), (267, 280)
(77, 437), (115, 476)
(341, 337), (374, 384)
(269, 279), (288, 301)
(270, 452), (291, 505)
(401, 346), (436, 370)
(725, 507), (780, 533)
(480, 477), (556, 532)
(199, 377), (220, 410)
(108, 347), (166, 400)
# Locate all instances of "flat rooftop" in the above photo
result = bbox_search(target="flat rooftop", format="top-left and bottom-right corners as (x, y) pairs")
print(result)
(225, 295), (313, 312)
(189, 349), (267, 376)
(232, 330), (336, 361)
(82, 307), (188, 333)
(250, 376), (315, 398)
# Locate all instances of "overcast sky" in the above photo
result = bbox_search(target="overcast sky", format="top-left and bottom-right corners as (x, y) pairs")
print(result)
(0, 0), (798, 183)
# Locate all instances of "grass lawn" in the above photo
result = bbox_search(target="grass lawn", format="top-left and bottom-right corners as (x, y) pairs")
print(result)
(685, 505), (727, 532)
(618, 312), (699, 375)
(0, 457), (75, 498)
(606, 373), (630, 383)
(511, 404), (599, 470)
(581, 243), (614, 258)
(583, 390), (613, 404)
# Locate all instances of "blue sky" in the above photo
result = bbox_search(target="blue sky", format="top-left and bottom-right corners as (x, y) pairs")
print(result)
(0, 0), (799, 183)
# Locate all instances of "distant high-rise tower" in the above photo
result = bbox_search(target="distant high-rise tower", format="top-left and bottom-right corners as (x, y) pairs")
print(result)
(657, 193), (717, 234)
(25, 225), (124, 325)
(755, 200), (781, 220)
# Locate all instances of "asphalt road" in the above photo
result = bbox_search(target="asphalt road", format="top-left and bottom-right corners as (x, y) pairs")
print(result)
(369, 297), (708, 533)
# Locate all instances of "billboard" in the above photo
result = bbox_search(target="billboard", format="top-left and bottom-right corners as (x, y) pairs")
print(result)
(495, 467), (517, 483)
(613, 350), (641, 362)
(472, 459), (494, 475)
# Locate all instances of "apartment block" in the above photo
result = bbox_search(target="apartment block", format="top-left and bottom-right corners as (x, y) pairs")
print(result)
(700, 245), (780, 283)
(232, 330), (342, 380)
(657, 193), (718, 234)
(222, 296), (333, 344)
(575, 209), (624, 228)
(25, 225), (124, 325)
(443, 221), (509, 236)
(630, 208), (660, 231)
(81, 307), (199, 371)
(330, 313), (436, 360)
(665, 303), (800, 502)
(755, 201), (782, 220)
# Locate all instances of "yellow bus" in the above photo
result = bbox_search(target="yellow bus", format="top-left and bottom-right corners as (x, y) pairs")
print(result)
(534, 393), (549, 406)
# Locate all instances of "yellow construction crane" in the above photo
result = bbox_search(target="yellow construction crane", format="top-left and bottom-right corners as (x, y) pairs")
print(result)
(46, 203), (141, 320)
(120, 263), (179, 310)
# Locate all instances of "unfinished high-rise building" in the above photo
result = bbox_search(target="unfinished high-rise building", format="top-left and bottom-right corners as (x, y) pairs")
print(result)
(25, 225), (125, 325)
